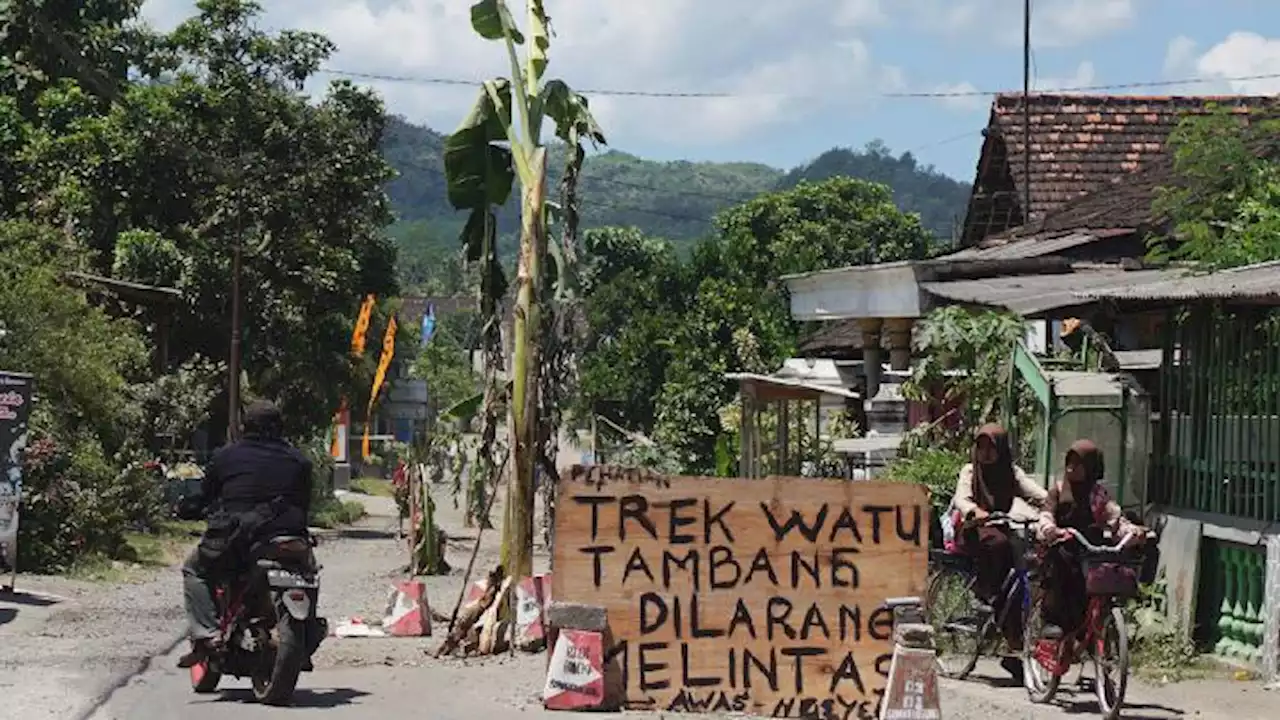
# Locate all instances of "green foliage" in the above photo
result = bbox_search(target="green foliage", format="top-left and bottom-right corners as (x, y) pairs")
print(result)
(299, 435), (364, 528)
(903, 306), (1028, 446)
(579, 178), (936, 474)
(412, 313), (480, 416)
(112, 229), (184, 288)
(128, 356), (225, 445)
(884, 447), (967, 517)
(1150, 105), (1280, 268)
(381, 124), (970, 293)
(1, 0), (399, 569)
(777, 141), (971, 243)
(7, 0), (400, 439)
(0, 222), (147, 445)
(19, 433), (166, 571)
(574, 226), (689, 434)
(1125, 572), (1200, 676)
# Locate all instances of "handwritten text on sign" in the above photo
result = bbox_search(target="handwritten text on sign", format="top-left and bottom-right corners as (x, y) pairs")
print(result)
(552, 467), (929, 720)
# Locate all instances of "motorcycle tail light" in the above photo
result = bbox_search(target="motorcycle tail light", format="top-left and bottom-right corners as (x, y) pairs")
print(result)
(276, 539), (309, 553)
(287, 590), (307, 602)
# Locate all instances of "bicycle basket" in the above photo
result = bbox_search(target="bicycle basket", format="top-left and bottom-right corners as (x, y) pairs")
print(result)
(1083, 559), (1141, 597)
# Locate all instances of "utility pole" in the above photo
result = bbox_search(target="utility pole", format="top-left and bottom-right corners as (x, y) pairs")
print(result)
(1023, 0), (1032, 224)
(227, 232), (243, 442)
(227, 155), (247, 443)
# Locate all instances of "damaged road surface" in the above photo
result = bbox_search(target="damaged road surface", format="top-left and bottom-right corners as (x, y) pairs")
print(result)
(10, 490), (1273, 720)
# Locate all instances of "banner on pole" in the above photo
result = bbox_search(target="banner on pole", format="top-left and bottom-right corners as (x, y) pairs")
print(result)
(363, 315), (398, 460)
(0, 371), (34, 583)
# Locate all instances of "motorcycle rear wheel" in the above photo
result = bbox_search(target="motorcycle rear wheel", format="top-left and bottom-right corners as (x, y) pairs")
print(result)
(252, 616), (305, 705)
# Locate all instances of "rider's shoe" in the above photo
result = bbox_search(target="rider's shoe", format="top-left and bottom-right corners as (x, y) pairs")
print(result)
(999, 656), (1024, 681)
(1041, 624), (1064, 640)
(176, 639), (213, 669)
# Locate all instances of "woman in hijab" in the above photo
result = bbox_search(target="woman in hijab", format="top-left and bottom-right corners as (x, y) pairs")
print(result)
(951, 423), (1047, 673)
(1036, 439), (1141, 639)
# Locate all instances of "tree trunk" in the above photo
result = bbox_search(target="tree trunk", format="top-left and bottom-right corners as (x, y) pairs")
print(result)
(501, 148), (548, 583)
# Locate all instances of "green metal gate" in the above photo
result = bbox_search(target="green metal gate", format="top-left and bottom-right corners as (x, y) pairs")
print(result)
(1155, 307), (1280, 521)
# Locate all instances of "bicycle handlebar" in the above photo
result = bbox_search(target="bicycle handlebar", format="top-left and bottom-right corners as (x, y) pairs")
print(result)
(979, 512), (1036, 528)
(1062, 526), (1136, 554)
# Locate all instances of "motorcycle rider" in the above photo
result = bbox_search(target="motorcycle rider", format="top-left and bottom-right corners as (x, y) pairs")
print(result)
(177, 400), (314, 669)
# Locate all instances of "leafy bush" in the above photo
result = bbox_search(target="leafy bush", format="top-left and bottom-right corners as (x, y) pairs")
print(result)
(19, 431), (165, 571)
(1126, 572), (1200, 676)
(884, 447), (966, 518)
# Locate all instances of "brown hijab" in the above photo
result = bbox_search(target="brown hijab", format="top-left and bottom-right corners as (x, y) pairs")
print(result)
(1047, 439), (1105, 527)
(972, 423), (1016, 512)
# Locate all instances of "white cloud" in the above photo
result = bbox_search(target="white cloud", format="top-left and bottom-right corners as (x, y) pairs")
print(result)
(902, 0), (1136, 48)
(140, 0), (901, 150)
(1193, 32), (1280, 94)
(932, 81), (985, 111)
(1033, 60), (1096, 92)
(1163, 35), (1197, 76)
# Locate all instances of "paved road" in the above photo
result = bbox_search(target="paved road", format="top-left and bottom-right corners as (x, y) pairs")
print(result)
(90, 647), (1275, 720)
(11, 486), (1277, 719)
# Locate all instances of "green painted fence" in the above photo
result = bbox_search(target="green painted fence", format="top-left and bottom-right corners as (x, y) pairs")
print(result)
(1199, 539), (1268, 661)
(1154, 307), (1280, 522)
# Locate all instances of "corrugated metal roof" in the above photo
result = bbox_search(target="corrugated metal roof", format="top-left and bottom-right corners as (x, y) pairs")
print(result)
(943, 231), (1109, 261)
(922, 267), (1170, 316)
(1076, 261), (1280, 304)
(725, 372), (861, 400)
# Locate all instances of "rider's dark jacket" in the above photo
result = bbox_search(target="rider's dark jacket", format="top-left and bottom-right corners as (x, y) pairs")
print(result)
(197, 436), (313, 570)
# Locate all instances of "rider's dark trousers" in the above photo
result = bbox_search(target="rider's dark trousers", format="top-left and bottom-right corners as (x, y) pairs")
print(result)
(1042, 546), (1088, 632)
(182, 549), (219, 640)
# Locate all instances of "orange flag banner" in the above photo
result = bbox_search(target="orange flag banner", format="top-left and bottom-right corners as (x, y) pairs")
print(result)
(362, 314), (398, 461)
(333, 295), (375, 462)
(351, 294), (376, 357)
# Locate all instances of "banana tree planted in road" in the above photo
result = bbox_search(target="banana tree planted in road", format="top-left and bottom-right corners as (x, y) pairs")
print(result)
(443, 0), (605, 587)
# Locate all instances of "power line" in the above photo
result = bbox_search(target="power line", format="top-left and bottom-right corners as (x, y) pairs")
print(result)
(320, 67), (1280, 100)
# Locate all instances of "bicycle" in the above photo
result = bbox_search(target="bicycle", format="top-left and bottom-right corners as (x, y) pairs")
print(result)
(924, 513), (1038, 679)
(1023, 526), (1151, 720)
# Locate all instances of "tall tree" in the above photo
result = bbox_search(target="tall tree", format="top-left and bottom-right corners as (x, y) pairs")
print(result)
(443, 0), (604, 582)
(8, 0), (399, 438)
(578, 178), (937, 472)
(1150, 106), (1280, 269)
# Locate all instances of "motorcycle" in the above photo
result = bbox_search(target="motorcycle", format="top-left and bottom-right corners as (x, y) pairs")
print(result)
(189, 533), (329, 705)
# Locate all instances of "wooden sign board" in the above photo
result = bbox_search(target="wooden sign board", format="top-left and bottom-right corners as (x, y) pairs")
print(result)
(552, 466), (929, 719)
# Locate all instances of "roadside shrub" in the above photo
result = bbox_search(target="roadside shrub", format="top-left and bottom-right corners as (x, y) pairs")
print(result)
(18, 431), (164, 571)
(885, 446), (966, 517)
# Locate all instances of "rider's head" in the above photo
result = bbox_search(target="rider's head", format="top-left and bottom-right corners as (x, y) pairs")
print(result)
(973, 423), (1010, 467)
(1064, 439), (1103, 486)
(242, 400), (284, 440)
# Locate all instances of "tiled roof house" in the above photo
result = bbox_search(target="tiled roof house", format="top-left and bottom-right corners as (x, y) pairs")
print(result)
(796, 92), (1278, 359)
(960, 93), (1276, 247)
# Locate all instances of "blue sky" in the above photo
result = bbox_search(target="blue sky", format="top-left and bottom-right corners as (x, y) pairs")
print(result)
(143, 1), (1280, 183)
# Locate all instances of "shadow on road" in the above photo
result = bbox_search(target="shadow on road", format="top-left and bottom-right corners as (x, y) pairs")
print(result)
(0, 607), (15, 626)
(0, 589), (60, 607)
(213, 687), (371, 708)
(1058, 696), (1186, 719)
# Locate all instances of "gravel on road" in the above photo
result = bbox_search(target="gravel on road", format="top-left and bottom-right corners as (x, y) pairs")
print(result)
(7, 480), (1274, 720)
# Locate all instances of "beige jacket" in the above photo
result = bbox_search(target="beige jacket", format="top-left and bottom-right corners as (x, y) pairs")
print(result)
(952, 462), (1048, 522)
(1036, 481), (1137, 543)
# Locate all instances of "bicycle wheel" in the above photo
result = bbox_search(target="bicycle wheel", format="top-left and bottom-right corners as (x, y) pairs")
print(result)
(1022, 589), (1062, 703)
(1094, 605), (1129, 720)
(925, 566), (985, 679)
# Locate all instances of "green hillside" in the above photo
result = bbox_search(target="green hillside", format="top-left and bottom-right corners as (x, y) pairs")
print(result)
(381, 117), (972, 291)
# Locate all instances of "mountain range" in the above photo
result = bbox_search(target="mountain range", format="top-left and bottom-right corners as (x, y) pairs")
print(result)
(380, 117), (973, 291)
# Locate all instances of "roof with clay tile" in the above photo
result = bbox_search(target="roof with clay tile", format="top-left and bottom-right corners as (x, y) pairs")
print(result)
(960, 93), (1278, 246)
